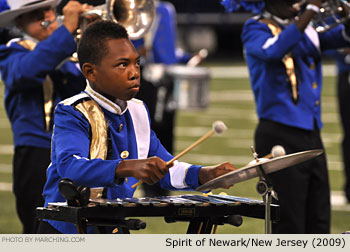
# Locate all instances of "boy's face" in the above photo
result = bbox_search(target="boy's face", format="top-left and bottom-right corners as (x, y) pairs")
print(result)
(86, 38), (141, 101)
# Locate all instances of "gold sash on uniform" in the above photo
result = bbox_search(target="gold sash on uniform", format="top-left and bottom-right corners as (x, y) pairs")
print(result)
(260, 18), (299, 103)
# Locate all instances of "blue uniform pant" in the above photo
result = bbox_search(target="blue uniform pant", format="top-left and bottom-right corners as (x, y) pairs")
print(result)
(13, 146), (50, 234)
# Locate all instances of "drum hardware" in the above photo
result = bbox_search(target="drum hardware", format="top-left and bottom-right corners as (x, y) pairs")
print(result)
(250, 146), (278, 234)
(131, 121), (227, 188)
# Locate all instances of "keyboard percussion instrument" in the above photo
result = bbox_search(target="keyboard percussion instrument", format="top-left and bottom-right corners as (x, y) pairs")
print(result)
(36, 193), (279, 234)
(36, 148), (324, 234)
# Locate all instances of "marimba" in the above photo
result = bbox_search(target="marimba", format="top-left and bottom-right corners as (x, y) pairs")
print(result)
(36, 194), (279, 234)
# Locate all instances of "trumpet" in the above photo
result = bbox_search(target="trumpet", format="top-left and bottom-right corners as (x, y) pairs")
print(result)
(294, 0), (350, 33)
(42, 0), (155, 40)
(221, 0), (350, 33)
(311, 0), (350, 32)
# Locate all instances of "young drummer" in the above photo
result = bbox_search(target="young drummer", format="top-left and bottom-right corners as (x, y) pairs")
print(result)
(41, 20), (236, 234)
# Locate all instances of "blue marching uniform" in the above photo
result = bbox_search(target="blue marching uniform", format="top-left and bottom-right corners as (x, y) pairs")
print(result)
(0, 25), (85, 148)
(0, 25), (86, 233)
(242, 12), (350, 233)
(43, 83), (202, 234)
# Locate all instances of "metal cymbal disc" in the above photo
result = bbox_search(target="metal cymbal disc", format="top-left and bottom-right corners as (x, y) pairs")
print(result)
(196, 149), (324, 191)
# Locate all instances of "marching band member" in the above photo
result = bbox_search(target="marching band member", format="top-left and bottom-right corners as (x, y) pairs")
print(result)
(0, 0), (90, 233)
(40, 20), (236, 234)
(237, 0), (350, 233)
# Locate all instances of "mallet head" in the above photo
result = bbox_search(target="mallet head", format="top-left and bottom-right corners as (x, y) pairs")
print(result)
(271, 145), (286, 158)
(212, 121), (227, 134)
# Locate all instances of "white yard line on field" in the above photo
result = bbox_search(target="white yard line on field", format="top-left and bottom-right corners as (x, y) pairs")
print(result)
(208, 64), (336, 79)
(0, 182), (11, 191)
(0, 144), (13, 155)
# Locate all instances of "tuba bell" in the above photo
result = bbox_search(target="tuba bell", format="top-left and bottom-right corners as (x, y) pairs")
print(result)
(81, 0), (156, 40)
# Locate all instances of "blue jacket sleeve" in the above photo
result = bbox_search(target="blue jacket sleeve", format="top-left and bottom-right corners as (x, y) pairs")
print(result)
(52, 103), (120, 188)
(242, 19), (303, 61)
(0, 26), (77, 91)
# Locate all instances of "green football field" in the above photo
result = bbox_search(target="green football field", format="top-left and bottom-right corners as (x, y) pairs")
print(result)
(0, 63), (349, 234)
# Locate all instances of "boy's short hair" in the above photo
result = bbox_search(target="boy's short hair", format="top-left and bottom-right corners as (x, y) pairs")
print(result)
(77, 20), (129, 69)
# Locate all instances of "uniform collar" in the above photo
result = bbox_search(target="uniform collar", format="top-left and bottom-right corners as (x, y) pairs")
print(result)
(84, 81), (128, 115)
(23, 33), (39, 44)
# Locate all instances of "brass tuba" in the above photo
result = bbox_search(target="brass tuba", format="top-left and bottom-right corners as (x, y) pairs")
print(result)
(43, 0), (156, 40)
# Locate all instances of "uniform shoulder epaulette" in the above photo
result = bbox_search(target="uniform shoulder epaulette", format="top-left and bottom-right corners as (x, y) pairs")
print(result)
(62, 92), (91, 107)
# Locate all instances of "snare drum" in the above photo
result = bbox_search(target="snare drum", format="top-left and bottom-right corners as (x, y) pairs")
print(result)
(166, 65), (210, 110)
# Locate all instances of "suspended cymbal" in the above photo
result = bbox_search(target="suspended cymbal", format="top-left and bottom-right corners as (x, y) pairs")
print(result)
(196, 149), (324, 191)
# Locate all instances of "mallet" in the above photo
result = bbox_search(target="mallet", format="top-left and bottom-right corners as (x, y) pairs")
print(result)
(131, 121), (227, 188)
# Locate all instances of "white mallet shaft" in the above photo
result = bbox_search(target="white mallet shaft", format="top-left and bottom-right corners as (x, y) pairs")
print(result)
(131, 121), (227, 188)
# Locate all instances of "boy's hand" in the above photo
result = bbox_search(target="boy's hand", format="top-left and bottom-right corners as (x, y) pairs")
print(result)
(198, 162), (236, 188)
(116, 157), (170, 185)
